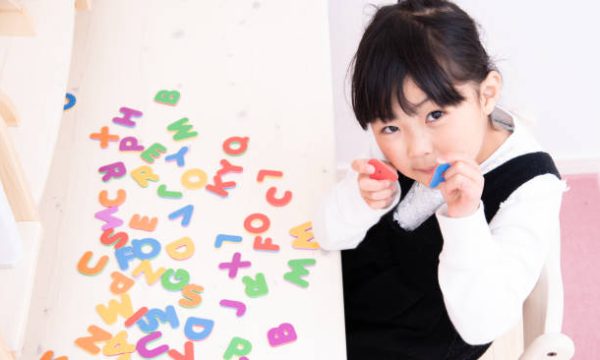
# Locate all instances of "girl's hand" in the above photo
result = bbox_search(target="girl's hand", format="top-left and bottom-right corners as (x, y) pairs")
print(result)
(351, 159), (398, 210)
(437, 155), (484, 218)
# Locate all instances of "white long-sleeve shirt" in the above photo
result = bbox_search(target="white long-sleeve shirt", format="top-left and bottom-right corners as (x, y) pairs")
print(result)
(313, 107), (567, 345)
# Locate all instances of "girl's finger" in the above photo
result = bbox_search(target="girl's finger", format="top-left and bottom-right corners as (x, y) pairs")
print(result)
(366, 199), (390, 209)
(363, 187), (396, 201)
(352, 159), (375, 175)
(442, 160), (481, 183)
(443, 173), (479, 197)
(358, 177), (392, 192)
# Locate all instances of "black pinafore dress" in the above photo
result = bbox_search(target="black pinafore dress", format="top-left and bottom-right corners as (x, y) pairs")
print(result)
(341, 152), (561, 360)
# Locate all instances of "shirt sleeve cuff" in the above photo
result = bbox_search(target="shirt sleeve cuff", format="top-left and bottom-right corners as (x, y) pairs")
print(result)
(435, 201), (497, 269)
(336, 169), (401, 225)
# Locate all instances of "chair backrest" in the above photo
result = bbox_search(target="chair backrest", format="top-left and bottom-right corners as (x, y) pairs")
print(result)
(520, 224), (575, 360)
(522, 235), (564, 348)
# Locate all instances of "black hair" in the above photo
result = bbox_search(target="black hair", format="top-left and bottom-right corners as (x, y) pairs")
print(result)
(351, 0), (497, 130)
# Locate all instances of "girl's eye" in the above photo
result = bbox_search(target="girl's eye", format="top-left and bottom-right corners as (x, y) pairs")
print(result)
(381, 125), (399, 134)
(426, 110), (444, 123)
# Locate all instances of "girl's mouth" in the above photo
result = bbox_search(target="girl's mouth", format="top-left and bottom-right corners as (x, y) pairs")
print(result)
(414, 167), (435, 176)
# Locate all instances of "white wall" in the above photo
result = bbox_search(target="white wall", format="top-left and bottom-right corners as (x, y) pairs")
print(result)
(328, 0), (600, 171)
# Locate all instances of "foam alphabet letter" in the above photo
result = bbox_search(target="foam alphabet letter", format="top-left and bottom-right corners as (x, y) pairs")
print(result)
(267, 323), (297, 347)
(77, 251), (109, 276)
(113, 107), (143, 128)
(132, 260), (166, 285)
(184, 317), (214, 341)
(137, 306), (180, 333)
(290, 221), (320, 250)
(253, 236), (280, 251)
(168, 205), (194, 227)
(167, 118), (198, 141)
(157, 184), (183, 199)
(100, 229), (129, 249)
(95, 206), (123, 231)
(98, 189), (127, 208)
(90, 126), (119, 149)
(155, 90), (180, 106)
(165, 146), (189, 167)
(222, 136), (249, 156)
(136, 331), (169, 358)
(96, 294), (134, 326)
(166, 237), (195, 261)
(110, 271), (135, 295)
(244, 213), (270, 234)
(242, 272), (268, 298)
(131, 166), (160, 188)
(167, 341), (194, 360)
(161, 269), (190, 292)
(141, 143), (167, 164)
(129, 214), (158, 232)
(75, 325), (112, 355)
(179, 284), (204, 308)
(115, 246), (136, 271)
(102, 330), (135, 357)
(120, 136), (145, 152)
(283, 259), (316, 288)
(132, 238), (161, 260)
(223, 337), (252, 360)
(181, 168), (207, 190)
(266, 186), (292, 207)
(99, 162), (127, 182)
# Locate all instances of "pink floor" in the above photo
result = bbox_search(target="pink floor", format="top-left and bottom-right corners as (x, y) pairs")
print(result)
(561, 174), (600, 359)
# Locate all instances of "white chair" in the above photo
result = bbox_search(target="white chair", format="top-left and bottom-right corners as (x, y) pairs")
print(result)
(480, 221), (575, 360)
(519, 227), (575, 360)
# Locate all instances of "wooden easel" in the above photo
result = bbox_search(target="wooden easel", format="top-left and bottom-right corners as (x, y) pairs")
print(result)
(0, 331), (14, 360)
(0, 92), (37, 222)
(75, 0), (92, 11)
(0, 0), (35, 36)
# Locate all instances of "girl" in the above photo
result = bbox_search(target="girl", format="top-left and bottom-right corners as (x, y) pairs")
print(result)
(313, 0), (566, 359)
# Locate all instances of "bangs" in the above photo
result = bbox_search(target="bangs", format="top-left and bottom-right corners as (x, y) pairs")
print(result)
(351, 9), (466, 130)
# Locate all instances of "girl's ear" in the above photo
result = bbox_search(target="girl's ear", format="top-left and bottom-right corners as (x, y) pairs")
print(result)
(479, 70), (502, 115)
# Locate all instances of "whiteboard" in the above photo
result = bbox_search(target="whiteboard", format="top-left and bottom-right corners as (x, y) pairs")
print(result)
(23, 1), (346, 359)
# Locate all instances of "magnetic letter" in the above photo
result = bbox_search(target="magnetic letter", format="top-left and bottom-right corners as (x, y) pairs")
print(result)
(96, 294), (133, 326)
(141, 143), (167, 164)
(223, 337), (252, 360)
(283, 259), (316, 288)
(242, 273), (268, 298)
(161, 269), (190, 292)
(113, 107), (143, 128)
(154, 90), (180, 106)
(184, 317), (214, 341)
(290, 221), (320, 250)
(99, 162), (127, 182)
(222, 136), (249, 156)
(110, 271), (135, 295)
(136, 331), (169, 358)
(166, 237), (195, 261)
(167, 118), (198, 141)
(181, 168), (207, 190)
(75, 325), (112, 355)
(267, 323), (297, 347)
(131, 166), (160, 188)
(77, 251), (108, 276)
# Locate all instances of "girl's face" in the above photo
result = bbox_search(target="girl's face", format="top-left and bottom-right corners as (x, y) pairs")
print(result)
(371, 75), (506, 186)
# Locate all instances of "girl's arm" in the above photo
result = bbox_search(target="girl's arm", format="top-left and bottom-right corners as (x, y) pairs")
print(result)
(435, 173), (566, 345)
(313, 165), (401, 250)
(313, 132), (401, 250)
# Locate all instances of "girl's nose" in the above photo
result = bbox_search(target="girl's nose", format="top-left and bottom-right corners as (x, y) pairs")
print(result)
(406, 133), (433, 158)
